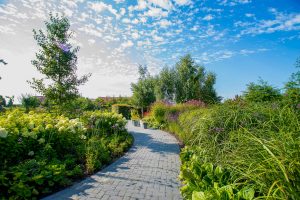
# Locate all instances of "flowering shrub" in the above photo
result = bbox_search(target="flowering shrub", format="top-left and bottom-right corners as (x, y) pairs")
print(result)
(184, 99), (206, 107)
(0, 109), (132, 199)
(82, 110), (127, 135)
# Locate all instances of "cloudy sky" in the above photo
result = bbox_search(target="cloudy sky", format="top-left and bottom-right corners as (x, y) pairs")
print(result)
(0, 0), (299, 101)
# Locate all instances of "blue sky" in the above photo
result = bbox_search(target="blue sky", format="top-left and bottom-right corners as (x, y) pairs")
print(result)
(0, 0), (299, 100)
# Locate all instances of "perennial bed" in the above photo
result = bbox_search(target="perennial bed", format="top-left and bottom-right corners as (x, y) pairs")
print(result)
(0, 109), (133, 199)
(145, 101), (300, 200)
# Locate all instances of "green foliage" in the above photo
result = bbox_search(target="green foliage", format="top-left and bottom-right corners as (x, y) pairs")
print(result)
(96, 96), (131, 109)
(152, 101), (300, 199)
(283, 59), (300, 109)
(131, 65), (156, 115)
(0, 108), (132, 199)
(155, 66), (175, 101)
(0, 95), (6, 108)
(145, 101), (205, 131)
(5, 96), (14, 107)
(82, 110), (127, 137)
(85, 137), (110, 174)
(151, 102), (168, 124)
(29, 13), (90, 110)
(130, 108), (141, 120)
(243, 79), (282, 103)
(112, 104), (132, 119)
(20, 94), (41, 111)
(179, 147), (254, 200)
(174, 54), (221, 104)
(70, 97), (97, 112)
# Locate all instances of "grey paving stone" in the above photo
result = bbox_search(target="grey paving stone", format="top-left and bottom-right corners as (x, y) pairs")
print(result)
(43, 122), (182, 200)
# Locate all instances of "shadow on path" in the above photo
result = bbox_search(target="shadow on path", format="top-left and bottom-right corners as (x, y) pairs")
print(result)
(43, 122), (182, 200)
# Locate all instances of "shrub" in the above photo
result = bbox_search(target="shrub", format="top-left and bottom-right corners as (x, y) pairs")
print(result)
(82, 110), (127, 136)
(0, 109), (132, 199)
(130, 108), (141, 120)
(85, 137), (110, 174)
(112, 104), (132, 119)
(150, 102), (169, 124)
(243, 79), (282, 103)
(71, 97), (97, 111)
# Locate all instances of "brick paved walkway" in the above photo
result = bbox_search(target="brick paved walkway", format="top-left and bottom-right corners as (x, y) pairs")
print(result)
(43, 122), (182, 200)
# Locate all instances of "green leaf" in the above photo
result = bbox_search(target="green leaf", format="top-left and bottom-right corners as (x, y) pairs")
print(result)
(238, 187), (255, 200)
(192, 191), (206, 200)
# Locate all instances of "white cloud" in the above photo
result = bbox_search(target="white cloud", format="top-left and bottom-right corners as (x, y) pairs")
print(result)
(239, 11), (300, 36)
(148, 0), (173, 10)
(174, 28), (182, 34)
(134, 0), (148, 11)
(131, 32), (140, 39)
(137, 39), (152, 47)
(191, 25), (199, 31)
(173, 0), (191, 6)
(88, 39), (96, 45)
(120, 8), (126, 16)
(62, 0), (78, 8)
(78, 13), (89, 21)
(0, 24), (16, 35)
(219, 0), (252, 6)
(157, 19), (172, 28)
(121, 40), (134, 48)
(132, 18), (139, 24)
(78, 24), (103, 37)
(114, 0), (125, 3)
(153, 35), (164, 42)
(144, 7), (168, 18)
(203, 14), (213, 21)
(122, 18), (130, 23)
(140, 17), (147, 23)
(88, 2), (120, 19)
(245, 13), (255, 17)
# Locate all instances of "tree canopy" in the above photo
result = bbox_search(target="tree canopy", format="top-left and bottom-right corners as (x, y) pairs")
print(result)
(29, 13), (90, 110)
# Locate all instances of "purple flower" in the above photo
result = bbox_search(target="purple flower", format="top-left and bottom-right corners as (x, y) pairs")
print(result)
(167, 112), (180, 122)
(57, 42), (71, 52)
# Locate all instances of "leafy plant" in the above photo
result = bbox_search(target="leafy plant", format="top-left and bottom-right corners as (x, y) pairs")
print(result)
(0, 108), (133, 199)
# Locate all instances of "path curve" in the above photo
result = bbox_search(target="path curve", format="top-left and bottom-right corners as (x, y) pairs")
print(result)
(44, 122), (182, 200)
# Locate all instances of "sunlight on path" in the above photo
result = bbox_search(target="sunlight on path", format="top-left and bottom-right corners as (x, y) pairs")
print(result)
(43, 122), (182, 200)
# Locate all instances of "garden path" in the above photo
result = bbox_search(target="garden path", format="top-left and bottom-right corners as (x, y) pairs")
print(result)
(43, 121), (182, 200)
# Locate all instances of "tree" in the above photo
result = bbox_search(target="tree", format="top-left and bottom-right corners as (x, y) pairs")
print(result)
(131, 65), (156, 116)
(5, 96), (14, 107)
(0, 59), (7, 80)
(155, 66), (175, 102)
(29, 13), (90, 110)
(20, 94), (41, 112)
(173, 54), (220, 104)
(243, 79), (281, 103)
(283, 57), (300, 108)
(0, 95), (6, 109)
